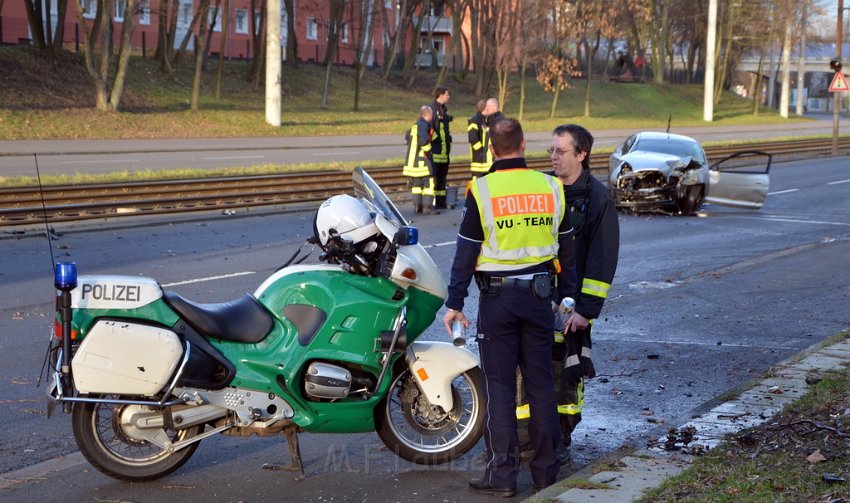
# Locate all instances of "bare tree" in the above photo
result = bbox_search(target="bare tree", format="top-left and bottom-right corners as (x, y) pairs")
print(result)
(155, 0), (180, 76)
(249, 0), (266, 90)
(215, 0), (230, 98)
(321, 0), (346, 108)
(284, 0), (298, 67)
(351, 0), (379, 111)
(22, 0), (69, 60)
(74, 0), (138, 111)
(433, 0), (468, 91)
(190, 0), (211, 110)
(381, 0), (411, 79)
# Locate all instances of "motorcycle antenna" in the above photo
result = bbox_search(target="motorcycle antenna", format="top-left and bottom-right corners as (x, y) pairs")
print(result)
(666, 114), (672, 136)
(34, 154), (58, 272)
(35, 153), (58, 388)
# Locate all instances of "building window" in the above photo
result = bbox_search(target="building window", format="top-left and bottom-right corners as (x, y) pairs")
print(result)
(340, 23), (349, 44)
(81, 0), (96, 19)
(235, 8), (248, 34)
(114, 0), (126, 22)
(209, 6), (222, 32)
(179, 2), (193, 28)
(306, 17), (318, 41)
(138, 0), (151, 25)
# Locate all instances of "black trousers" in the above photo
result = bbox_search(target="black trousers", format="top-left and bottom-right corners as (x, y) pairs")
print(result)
(432, 161), (449, 205)
(477, 284), (560, 489)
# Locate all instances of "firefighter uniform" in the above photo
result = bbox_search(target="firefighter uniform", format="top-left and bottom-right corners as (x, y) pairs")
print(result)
(428, 100), (452, 208)
(467, 111), (491, 177)
(445, 158), (576, 491)
(403, 117), (437, 213)
(516, 166), (619, 459)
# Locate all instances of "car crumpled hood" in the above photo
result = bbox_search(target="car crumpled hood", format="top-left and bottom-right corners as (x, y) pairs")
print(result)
(619, 151), (698, 176)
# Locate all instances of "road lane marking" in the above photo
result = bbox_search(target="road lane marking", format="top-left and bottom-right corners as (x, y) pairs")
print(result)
(737, 216), (850, 227)
(312, 151), (360, 156)
(61, 159), (140, 164)
(0, 452), (86, 490)
(162, 271), (256, 287)
(827, 179), (850, 185)
(592, 333), (803, 351)
(767, 188), (798, 196)
(203, 155), (265, 160)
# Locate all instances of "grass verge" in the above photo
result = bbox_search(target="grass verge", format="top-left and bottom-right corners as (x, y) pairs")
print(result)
(0, 45), (807, 141)
(639, 334), (850, 503)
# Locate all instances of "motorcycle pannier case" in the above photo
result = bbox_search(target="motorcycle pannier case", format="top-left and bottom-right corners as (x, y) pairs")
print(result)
(72, 320), (183, 396)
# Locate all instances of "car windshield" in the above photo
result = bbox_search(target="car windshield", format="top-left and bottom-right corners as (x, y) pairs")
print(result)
(633, 138), (705, 163)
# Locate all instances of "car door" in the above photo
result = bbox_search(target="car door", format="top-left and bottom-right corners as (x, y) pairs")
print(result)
(704, 151), (771, 209)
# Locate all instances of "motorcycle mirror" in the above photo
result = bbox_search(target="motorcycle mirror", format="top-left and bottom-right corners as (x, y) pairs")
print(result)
(393, 226), (418, 246)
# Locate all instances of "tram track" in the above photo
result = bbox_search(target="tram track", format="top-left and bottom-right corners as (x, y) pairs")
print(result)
(2, 137), (849, 226)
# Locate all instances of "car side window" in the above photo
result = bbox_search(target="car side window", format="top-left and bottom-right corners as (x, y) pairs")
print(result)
(623, 135), (636, 154)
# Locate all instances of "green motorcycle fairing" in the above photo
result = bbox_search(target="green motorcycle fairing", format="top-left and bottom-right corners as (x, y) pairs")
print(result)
(216, 267), (443, 433)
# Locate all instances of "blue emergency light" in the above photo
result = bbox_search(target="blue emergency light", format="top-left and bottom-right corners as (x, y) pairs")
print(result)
(394, 226), (418, 246)
(54, 262), (78, 291)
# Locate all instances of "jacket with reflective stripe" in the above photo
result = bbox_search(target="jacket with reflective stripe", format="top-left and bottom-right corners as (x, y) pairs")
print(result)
(467, 113), (490, 173)
(428, 101), (451, 163)
(470, 169), (565, 271)
(402, 119), (432, 178)
(563, 168), (620, 320)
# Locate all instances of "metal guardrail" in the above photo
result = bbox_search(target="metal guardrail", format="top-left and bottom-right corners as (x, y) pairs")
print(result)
(2, 137), (849, 226)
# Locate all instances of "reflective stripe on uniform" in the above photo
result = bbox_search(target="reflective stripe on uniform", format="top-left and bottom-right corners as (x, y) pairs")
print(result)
(516, 403), (530, 419)
(403, 124), (432, 178)
(581, 278), (610, 299)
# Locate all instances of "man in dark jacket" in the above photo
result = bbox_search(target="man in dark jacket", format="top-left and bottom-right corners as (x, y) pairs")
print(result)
(467, 99), (490, 178)
(403, 106), (440, 214)
(428, 87), (453, 209)
(548, 124), (619, 461)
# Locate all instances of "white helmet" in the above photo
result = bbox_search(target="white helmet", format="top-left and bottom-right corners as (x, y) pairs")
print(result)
(314, 195), (380, 246)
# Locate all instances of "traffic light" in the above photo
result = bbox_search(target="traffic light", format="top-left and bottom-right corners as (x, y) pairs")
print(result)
(830, 59), (842, 72)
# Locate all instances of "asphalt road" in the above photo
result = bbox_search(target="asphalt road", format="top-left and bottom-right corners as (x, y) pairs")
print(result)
(0, 154), (849, 501)
(1, 117), (848, 177)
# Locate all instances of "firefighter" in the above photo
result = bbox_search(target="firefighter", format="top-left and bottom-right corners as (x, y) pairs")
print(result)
(516, 124), (620, 464)
(403, 106), (440, 214)
(442, 118), (577, 496)
(468, 99), (490, 178)
(428, 87), (453, 209)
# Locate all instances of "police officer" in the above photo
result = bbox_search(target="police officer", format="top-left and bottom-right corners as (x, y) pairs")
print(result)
(443, 118), (576, 496)
(428, 87), (452, 209)
(403, 106), (440, 214)
(467, 99), (490, 178)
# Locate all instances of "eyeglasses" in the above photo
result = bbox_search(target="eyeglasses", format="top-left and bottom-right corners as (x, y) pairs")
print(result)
(547, 147), (575, 157)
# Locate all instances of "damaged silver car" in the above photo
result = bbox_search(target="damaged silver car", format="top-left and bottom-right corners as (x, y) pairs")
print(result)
(608, 131), (771, 214)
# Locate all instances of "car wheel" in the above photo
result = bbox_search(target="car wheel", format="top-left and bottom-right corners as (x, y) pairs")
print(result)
(678, 185), (705, 215)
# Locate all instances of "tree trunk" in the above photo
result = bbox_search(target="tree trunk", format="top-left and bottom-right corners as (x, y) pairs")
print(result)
(795, 1), (808, 116)
(284, 0), (298, 67)
(51, 0), (69, 60)
(249, 0), (266, 90)
(778, 13), (793, 118)
(203, 0), (221, 69)
(108, 0), (139, 111)
(174, 8), (202, 65)
(215, 0), (229, 98)
(549, 87), (559, 118)
(381, 0), (407, 79)
(23, 0), (47, 50)
(518, 52), (527, 121)
(583, 39), (592, 118)
(191, 0), (211, 110)
(403, 0), (428, 87)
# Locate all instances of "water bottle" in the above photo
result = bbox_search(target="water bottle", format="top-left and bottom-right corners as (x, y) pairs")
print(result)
(554, 297), (575, 332)
(451, 320), (466, 347)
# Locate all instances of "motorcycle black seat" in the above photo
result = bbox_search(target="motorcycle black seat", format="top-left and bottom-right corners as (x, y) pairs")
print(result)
(163, 291), (273, 344)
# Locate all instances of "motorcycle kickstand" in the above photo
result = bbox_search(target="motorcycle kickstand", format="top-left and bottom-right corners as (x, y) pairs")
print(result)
(262, 424), (305, 480)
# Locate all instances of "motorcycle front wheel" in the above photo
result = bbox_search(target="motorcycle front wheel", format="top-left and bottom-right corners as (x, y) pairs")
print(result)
(72, 396), (204, 481)
(375, 367), (484, 465)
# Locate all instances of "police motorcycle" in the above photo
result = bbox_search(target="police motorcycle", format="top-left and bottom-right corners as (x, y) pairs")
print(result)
(43, 168), (484, 481)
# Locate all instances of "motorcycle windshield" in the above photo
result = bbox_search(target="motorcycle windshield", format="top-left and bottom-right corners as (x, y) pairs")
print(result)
(352, 167), (407, 228)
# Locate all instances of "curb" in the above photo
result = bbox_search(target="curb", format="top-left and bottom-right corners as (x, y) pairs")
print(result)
(527, 335), (850, 502)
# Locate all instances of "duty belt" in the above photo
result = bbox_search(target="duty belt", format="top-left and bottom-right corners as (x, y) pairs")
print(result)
(479, 273), (553, 298)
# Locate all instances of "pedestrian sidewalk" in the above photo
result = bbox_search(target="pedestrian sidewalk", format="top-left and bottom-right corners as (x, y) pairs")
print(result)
(526, 336), (850, 503)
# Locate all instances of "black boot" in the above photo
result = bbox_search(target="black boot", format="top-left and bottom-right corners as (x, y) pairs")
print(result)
(422, 205), (440, 215)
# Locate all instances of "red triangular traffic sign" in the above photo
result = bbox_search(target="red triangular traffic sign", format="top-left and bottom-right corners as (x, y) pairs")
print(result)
(829, 71), (849, 92)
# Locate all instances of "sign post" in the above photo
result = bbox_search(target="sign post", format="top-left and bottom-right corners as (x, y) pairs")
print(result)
(833, 0), (844, 156)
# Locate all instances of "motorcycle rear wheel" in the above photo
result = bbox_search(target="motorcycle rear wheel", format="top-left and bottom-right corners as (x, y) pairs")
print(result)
(375, 367), (484, 465)
(72, 396), (204, 481)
